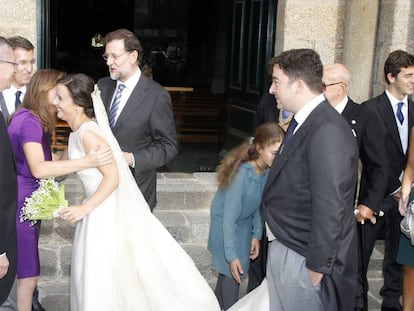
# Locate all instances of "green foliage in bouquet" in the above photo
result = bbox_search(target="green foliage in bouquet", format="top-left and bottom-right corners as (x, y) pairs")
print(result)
(20, 178), (68, 225)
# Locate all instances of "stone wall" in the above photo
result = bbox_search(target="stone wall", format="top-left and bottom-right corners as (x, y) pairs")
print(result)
(0, 0), (37, 52)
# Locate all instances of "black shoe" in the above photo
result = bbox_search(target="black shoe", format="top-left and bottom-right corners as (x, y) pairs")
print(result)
(32, 302), (46, 311)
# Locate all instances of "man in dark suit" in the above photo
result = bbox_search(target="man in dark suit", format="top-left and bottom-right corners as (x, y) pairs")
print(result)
(0, 36), (35, 123)
(247, 92), (293, 293)
(360, 50), (414, 311)
(0, 36), (18, 310)
(323, 63), (389, 311)
(263, 49), (359, 310)
(98, 29), (178, 211)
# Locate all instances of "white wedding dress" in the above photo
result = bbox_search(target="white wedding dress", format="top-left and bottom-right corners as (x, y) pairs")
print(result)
(67, 88), (220, 311)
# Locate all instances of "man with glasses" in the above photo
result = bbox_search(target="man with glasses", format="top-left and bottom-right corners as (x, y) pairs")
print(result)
(0, 36), (35, 123)
(323, 63), (389, 311)
(0, 36), (18, 311)
(0, 36), (45, 311)
(98, 28), (177, 211)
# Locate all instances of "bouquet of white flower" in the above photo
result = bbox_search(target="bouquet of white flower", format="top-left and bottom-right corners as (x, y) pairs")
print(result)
(20, 178), (68, 225)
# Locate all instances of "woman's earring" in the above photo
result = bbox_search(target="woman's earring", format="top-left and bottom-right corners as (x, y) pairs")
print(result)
(76, 108), (80, 114)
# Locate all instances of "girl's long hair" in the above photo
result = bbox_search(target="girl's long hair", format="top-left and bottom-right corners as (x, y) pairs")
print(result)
(22, 69), (66, 133)
(216, 122), (284, 189)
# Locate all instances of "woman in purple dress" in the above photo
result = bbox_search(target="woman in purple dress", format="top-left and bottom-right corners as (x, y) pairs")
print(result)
(7, 69), (112, 311)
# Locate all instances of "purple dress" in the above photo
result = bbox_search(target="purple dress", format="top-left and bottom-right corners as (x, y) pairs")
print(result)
(7, 108), (52, 278)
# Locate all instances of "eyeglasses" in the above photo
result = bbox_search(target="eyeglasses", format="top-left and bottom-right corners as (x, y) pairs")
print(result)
(16, 59), (36, 68)
(0, 59), (18, 68)
(102, 52), (128, 62)
(323, 81), (344, 89)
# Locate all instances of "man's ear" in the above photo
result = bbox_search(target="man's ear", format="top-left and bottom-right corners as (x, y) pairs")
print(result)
(387, 72), (396, 84)
(130, 50), (139, 64)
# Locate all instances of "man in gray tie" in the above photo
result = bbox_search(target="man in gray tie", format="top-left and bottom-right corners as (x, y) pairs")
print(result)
(0, 36), (35, 122)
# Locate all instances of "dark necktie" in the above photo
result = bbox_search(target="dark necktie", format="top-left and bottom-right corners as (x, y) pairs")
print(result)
(397, 102), (404, 125)
(15, 90), (22, 109)
(109, 84), (126, 128)
(283, 118), (298, 146)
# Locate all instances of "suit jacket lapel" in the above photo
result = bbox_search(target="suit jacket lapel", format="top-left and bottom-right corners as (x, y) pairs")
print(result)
(264, 101), (326, 193)
(0, 93), (9, 122)
(377, 92), (404, 154)
(408, 97), (414, 142)
(112, 75), (148, 130)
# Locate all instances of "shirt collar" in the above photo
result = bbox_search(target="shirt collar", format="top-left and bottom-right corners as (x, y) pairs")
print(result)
(385, 89), (408, 107)
(333, 96), (348, 114)
(294, 93), (325, 131)
(116, 67), (141, 90)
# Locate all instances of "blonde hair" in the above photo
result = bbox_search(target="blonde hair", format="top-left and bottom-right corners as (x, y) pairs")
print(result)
(216, 122), (284, 189)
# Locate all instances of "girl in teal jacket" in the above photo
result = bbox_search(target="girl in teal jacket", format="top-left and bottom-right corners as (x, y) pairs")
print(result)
(208, 122), (284, 310)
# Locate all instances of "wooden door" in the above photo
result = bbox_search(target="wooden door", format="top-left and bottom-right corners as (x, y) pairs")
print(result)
(225, 0), (277, 149)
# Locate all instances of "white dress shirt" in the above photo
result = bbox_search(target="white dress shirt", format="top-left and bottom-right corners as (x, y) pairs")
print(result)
(2, 85), (27, 115)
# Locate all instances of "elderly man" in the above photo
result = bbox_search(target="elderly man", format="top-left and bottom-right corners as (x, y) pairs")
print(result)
(323, 63), (389, 311)
(0, 36), (18, 311)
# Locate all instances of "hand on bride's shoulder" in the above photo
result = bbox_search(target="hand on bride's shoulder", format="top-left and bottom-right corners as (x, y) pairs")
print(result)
(85, 145), (113, 167)
(59, 205), (91, 224)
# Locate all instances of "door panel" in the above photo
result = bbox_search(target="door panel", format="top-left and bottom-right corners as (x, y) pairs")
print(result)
(226, 0), (277, 149)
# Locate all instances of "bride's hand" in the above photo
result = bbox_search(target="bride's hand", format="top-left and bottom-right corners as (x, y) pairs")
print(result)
(59, 205), (90, 224)
(229, 259), (243, 284)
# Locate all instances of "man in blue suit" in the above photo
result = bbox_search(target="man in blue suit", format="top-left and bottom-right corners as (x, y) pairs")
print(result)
(263, 49), (359, 311)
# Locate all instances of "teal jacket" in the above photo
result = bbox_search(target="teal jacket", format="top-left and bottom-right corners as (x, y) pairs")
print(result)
(208, 162), (267, 278)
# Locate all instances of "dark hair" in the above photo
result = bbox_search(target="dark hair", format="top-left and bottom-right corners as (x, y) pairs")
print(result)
(23, 69), (66, 133)
(57, 74), (95, 118)
(104, 28), (143, 62)
(8, 36), (34, 51)
(384, 50), (414, 84)
(269, 48), (323, 93)
(216, 122), (284, 189)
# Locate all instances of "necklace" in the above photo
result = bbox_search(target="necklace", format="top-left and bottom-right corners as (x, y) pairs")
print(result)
(255, 160), (267, 172)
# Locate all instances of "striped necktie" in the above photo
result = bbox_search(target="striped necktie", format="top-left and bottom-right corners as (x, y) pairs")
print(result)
(109, 84), (126, 128)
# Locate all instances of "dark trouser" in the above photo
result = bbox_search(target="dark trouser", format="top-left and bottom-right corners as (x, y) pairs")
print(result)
(355, 196), (403, 309)
(247, 233), (268, 292)
(214, 273), (240, 310)
(0, 279), (17, 311)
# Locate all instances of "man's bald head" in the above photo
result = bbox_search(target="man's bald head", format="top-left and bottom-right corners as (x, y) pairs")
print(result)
(322, 63), (350, 106)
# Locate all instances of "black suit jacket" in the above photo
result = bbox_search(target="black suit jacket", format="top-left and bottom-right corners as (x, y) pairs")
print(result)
(363, 92), (414, 196)
(254, 93), (279, 131)
(263, 100), (359, 311)
(98, 74), (178, 209)
(342, 99), (388, 212)
(0, 112), (17, 304)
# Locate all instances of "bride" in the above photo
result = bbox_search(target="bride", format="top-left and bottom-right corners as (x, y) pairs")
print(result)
(55, 73), (220, 311)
